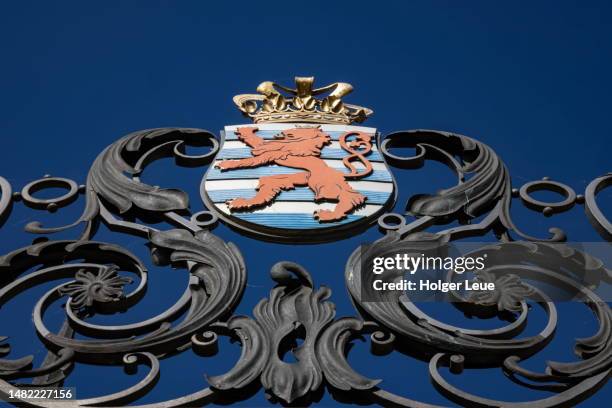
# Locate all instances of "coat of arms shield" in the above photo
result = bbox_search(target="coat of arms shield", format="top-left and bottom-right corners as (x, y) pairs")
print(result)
(200, 78), (396, 242)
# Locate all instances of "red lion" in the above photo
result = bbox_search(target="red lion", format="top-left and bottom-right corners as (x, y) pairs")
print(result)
(214, 126), (373, 222)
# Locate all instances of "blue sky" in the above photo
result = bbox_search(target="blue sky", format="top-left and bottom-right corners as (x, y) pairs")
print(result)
(0, 1), (610, 406)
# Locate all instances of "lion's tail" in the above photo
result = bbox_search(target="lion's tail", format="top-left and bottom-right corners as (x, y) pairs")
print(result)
(342, 156), (373, 179)
(339, 131), (374, 180)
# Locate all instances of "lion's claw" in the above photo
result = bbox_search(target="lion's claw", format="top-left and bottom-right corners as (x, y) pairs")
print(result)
(235, 127), (258, 142)
(215, 161), (234, 171)
(313, 209), (343, 222)
(226, 198), (253, 211)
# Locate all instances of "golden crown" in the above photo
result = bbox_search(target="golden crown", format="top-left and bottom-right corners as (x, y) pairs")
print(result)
(233, 76), (373, 125)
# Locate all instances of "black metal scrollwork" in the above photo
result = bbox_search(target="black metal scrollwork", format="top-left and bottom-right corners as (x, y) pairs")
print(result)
(0, 126), (609, 407)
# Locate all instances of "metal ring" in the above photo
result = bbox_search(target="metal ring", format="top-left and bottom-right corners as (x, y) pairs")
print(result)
(190, 210), (218, 229)
(377, 212), (406, 231)
(21, 177), (79, 211)
(519, 179), (576, 216)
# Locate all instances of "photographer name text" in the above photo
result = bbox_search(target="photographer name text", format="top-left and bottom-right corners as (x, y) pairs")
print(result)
(370, 253), (495, 293)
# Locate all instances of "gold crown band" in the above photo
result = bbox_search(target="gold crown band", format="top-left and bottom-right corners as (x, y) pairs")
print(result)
(233, 77), (372, 125)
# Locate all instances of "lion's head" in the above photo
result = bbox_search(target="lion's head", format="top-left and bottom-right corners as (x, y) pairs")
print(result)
(274, 127), (331, 149)
(247, 127), (333, 158)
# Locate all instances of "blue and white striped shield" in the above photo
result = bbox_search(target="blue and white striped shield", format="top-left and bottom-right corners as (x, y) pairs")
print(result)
(201, 123), (396, 242)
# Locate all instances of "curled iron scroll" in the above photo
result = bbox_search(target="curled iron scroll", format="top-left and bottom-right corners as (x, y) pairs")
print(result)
(0, 125), (609, 407)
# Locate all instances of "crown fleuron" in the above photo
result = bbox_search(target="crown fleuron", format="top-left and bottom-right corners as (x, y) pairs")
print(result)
(233, 77), (373, 125)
